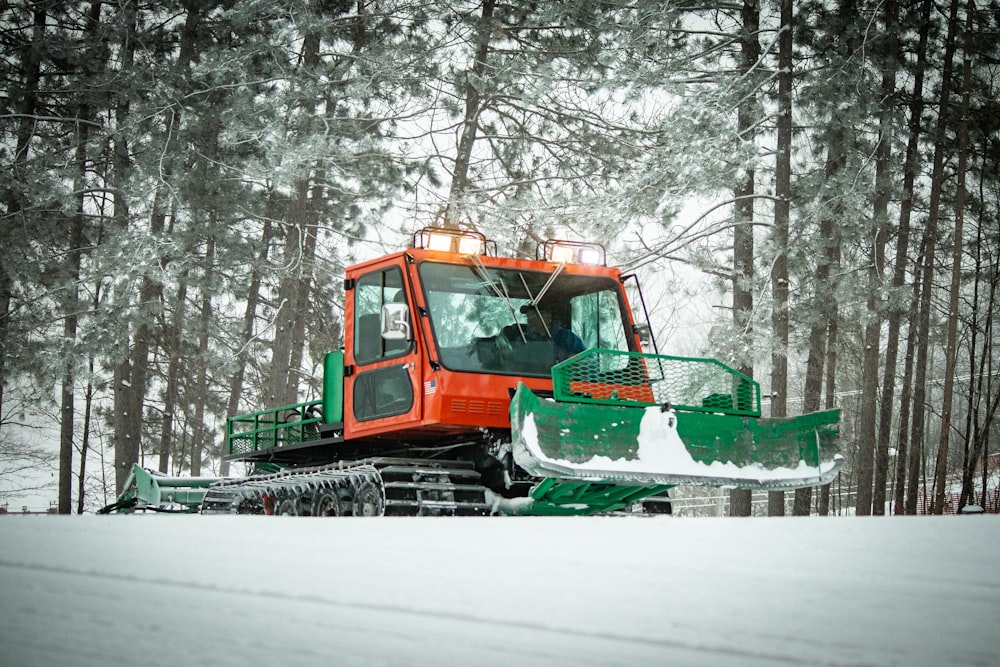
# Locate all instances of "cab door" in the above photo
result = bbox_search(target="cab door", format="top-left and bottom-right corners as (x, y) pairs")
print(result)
(345, 262), (421, 436)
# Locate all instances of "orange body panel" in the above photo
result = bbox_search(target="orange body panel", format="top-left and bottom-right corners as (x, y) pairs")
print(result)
(566, 381), (656, 404)
(341, 248), (642, 445)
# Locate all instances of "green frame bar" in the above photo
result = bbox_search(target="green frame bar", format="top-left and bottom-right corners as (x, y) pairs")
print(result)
(110, 465), (220, 512)
(226, 399), (324, 456)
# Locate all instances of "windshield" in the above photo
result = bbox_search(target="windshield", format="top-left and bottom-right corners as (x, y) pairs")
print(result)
(418, 261), (632, 376)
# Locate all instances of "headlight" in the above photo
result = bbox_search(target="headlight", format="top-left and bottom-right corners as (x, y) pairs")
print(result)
(414, 227), (491, 255)
(537, 240), (606, 266)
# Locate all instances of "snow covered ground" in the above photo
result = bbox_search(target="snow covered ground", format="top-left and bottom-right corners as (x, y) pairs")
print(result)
(1, 514), (998, 666)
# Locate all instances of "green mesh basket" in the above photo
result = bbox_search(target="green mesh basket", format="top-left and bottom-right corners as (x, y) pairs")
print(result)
(551, 349), (761, 417)
(228, 435), (255, 456)
(225, 400), (323, 456)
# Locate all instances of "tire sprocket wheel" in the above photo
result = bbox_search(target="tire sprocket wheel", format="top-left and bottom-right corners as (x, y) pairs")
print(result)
(277, 497), (299, 516)
(352, 480), (384, 517)
(235, 496), (263, 514)
(312, 491), (342, 517)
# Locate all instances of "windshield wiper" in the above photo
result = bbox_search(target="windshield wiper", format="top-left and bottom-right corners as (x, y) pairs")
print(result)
(468, 255), (566, 341)
(469, 254), (525, 340)
(519, 263), (565, 338)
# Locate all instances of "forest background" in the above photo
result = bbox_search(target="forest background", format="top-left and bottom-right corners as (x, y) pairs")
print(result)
(1, 0), (997, 517)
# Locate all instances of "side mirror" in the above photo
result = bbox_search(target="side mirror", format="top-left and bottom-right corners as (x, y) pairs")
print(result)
(381, 302), (410, 340)
(633, 323), (652, 349)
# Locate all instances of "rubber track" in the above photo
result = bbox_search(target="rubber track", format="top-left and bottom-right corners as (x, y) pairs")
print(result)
(201, 464), (384, 516)
(200, 459), (492, 517)
(371, 458), (491, 516)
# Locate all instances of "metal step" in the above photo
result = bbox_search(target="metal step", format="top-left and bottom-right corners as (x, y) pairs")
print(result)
(384, 481), (487, 493)
(378, 465), (481, 479)
(385, 498), (492, 515)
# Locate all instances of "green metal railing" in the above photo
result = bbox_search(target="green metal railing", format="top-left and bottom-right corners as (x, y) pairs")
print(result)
(551, 349), (761, 417)
(226, 400), (324, 456)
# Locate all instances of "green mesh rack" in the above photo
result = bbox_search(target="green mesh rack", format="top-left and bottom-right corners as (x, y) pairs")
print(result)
(226, 399), (323, 457)
(550, 349), (761, 417)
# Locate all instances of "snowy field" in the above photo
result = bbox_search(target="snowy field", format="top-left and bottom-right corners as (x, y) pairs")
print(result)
(1, 515), (998, 666)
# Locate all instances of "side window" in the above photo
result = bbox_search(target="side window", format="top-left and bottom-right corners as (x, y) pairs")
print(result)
(353, 365), (413, 422)
(571, 290), (629, 352)
(354, 267), (409, 365)
(570, 290), (630, 374)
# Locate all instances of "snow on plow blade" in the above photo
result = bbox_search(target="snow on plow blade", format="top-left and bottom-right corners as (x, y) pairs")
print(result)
(510, 351), (843, 490)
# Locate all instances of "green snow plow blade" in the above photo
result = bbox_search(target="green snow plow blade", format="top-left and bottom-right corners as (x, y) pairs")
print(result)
(98, 465), (222, 514)
(510, 350), (843, 490)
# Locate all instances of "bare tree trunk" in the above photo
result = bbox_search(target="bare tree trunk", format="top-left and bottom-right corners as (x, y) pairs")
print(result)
(58, 362), (76, 513)
(77, 369), (95, 515)
(903, 238), (927, 514)
(61, 1), (105, 513)
(932, 0), (970, 515)
(799, 306), (827, 515)
(0, 278), (9, 432)
(798, 0), (858, 518)
(262, 8), (364, 414)
(729, 0), (760, 518)
(798, 170), (842, 515)
(914, 0), (959, 514)
(284, 169), (324, 404)
(77, 281), (102, 514)
(222, 217), (275, 476)
(115, 280), (160, 490)
(768, 0), (794, 517)
(190, 234), (216, 477)
(1, 0), (47, 449)
(269, 188), (315, 408)
(143, 5), (207, 471)
(158, 272), (187, 473)
(112, 3), (140, 493)
(59, 6), (101, 509)
(959, 156), (998, 508)
(729, 490), (752, 517)
(959, 249), (998, 508)
(856, 268), (884, 515)
(910, 0), (960, 515)
(267, 32), (321, 408)
(867, 0), (900, 516)
(892, 326), (915, 514)
(60, 151), (88, 513)
(818, 317), (838, 515)
(883, 0), (931, 515)
(446, 0), (496, 219)
(117, 2), (204, 485)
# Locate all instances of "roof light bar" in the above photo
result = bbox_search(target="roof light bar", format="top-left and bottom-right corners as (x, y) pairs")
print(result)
(412, 227), (495, 256)
(536, 239), (607, 266)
